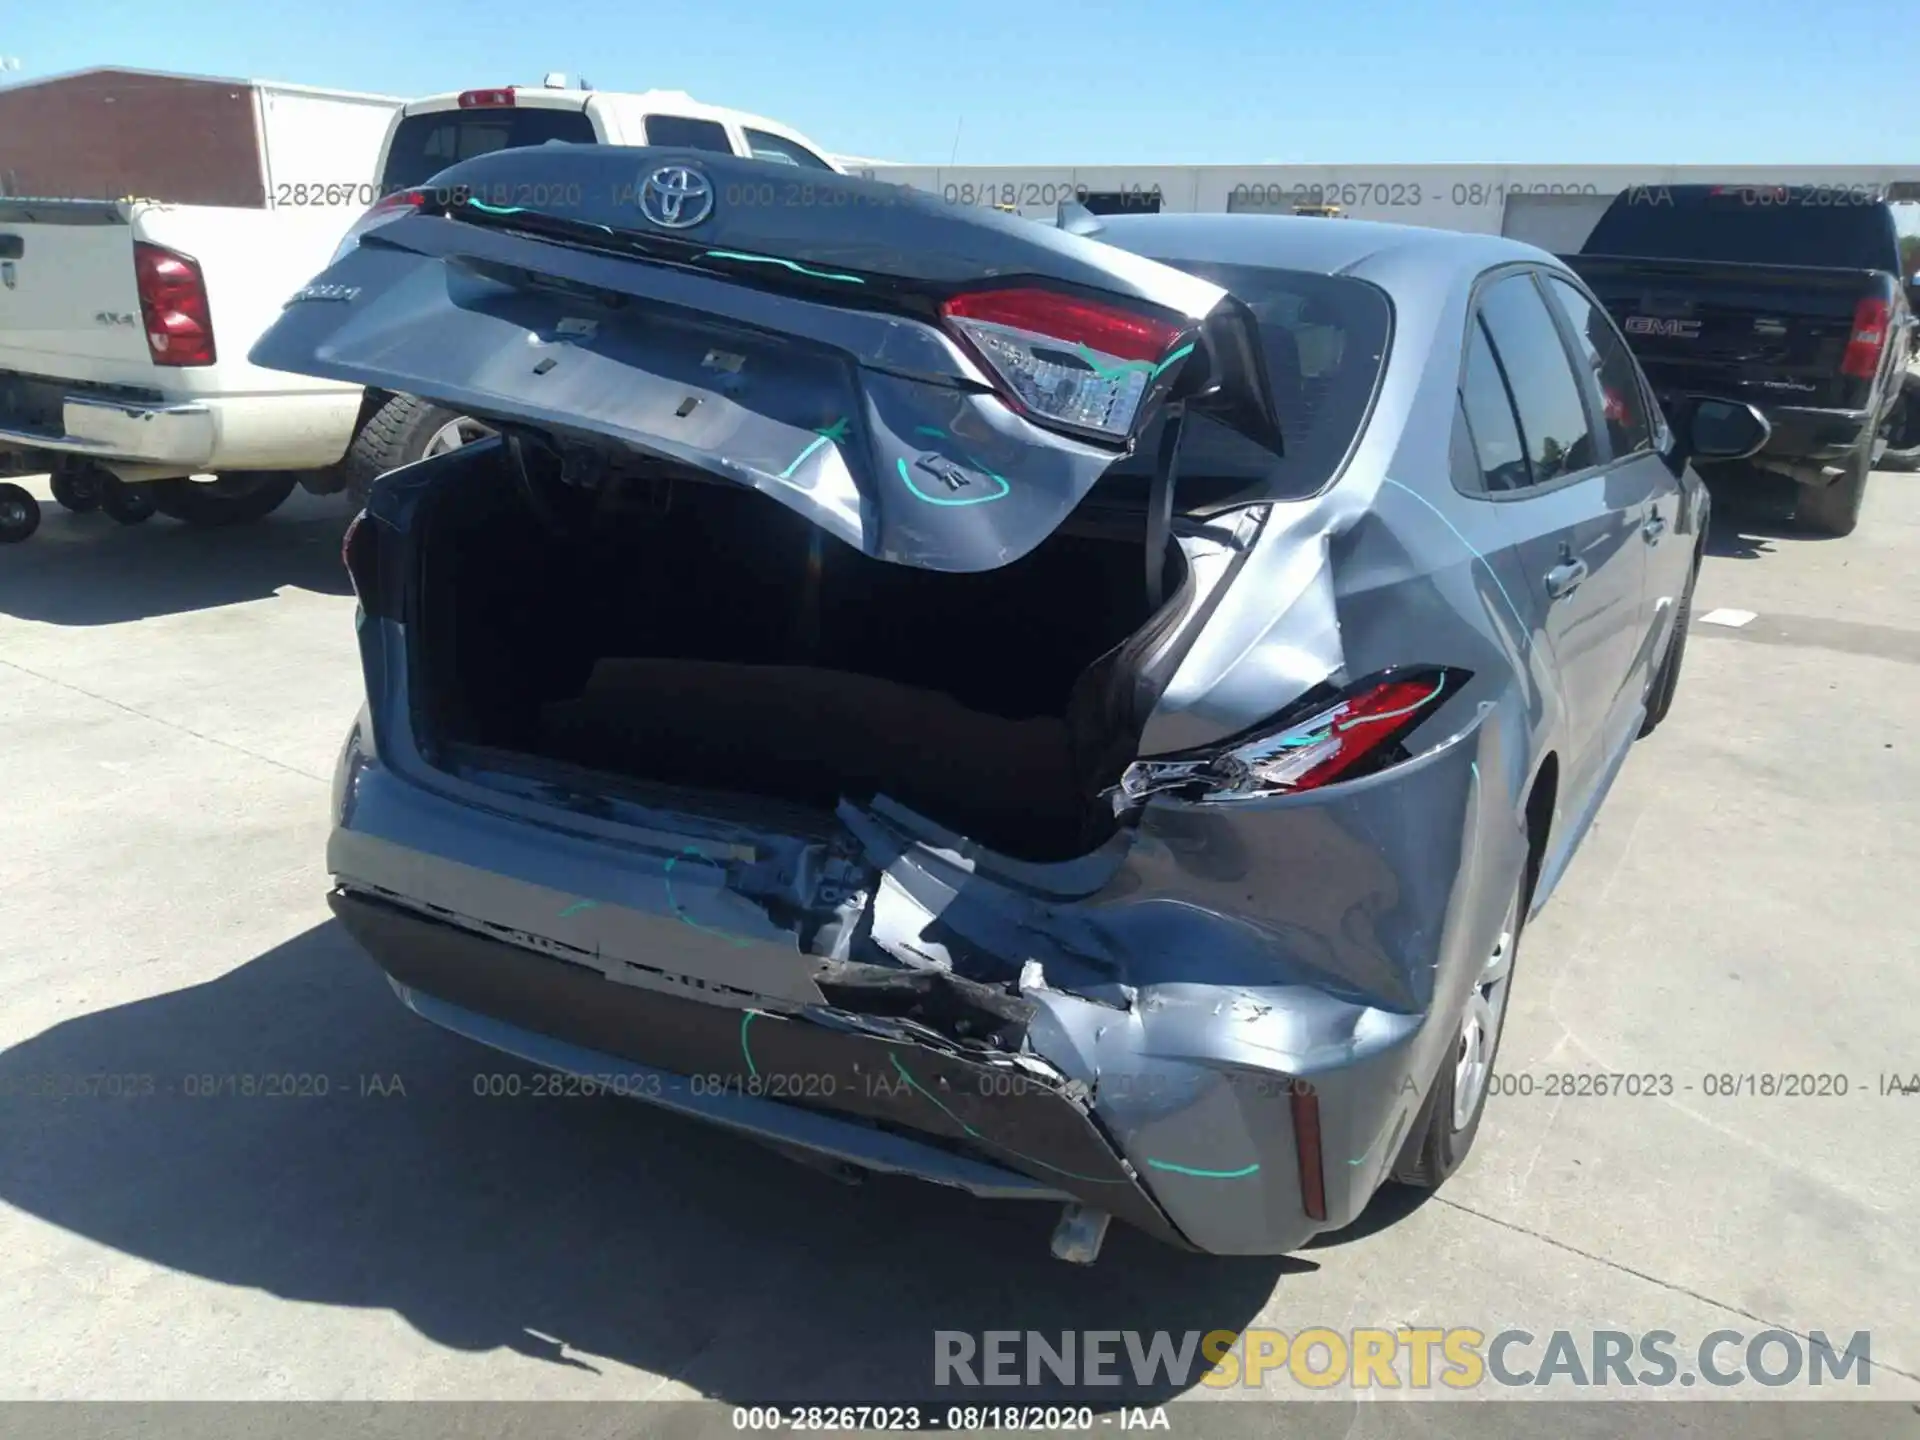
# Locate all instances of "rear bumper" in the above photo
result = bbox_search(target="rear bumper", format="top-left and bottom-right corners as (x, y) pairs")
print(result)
(325, 686), (1520, 1257)
(0, 383), (362, 476)
(1751, 405), (1873, 465)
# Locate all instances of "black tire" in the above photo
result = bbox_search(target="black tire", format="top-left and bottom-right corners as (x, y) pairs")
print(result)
(1639, 554), (1697, 737)
(0, 482), (40, 543)
(1796, 442), (1870, 537)
(99, 478), (157, 525)
(1390, 874), (1525, 1190)
(341, 394), (491, 510)
(1880, 370), (1920, 473)
(49, 466), (104, 514)
(150, 473), (298, 527)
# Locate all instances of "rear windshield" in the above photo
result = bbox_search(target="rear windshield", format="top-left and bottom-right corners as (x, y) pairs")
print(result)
(1103, 264), (1392, 508)
(381, 108), (597, 191)
(1581, 187), (1902, 273)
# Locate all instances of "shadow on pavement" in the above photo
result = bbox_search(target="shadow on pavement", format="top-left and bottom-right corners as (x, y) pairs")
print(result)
(0, 919), (1293, 1404)
(0, 490), (352, 626)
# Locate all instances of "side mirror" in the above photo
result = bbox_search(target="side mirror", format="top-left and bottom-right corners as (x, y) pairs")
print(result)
(1672, 396), (1771, 464)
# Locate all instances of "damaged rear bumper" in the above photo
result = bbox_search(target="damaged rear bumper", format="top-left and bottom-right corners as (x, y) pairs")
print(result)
(328, 692), (1517, 1258)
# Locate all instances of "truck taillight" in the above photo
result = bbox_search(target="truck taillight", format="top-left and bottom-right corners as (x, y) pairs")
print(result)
(458, 88), (516, 108)
(133, 242), (215, 367)
(1841, 296), (1890, 380)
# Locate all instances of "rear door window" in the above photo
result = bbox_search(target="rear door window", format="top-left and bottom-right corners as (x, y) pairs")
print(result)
(1458, 317), (1531, 493)
(380, 108), (596, 191)
(642, 115), (734, 153)
(1477, 272), (1600, 485)
(743, 128), (833, 170)
(1542, 275), (1655, 459)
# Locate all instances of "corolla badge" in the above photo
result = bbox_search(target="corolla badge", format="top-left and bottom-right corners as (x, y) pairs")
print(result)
(637, 165), (714, 229)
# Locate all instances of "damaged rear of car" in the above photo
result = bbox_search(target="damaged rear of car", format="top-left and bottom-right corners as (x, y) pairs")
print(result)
(258, 150), (1553, 1261)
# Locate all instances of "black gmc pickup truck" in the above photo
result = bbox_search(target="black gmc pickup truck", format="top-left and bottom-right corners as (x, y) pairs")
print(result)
(1565, 185), (1919, 536)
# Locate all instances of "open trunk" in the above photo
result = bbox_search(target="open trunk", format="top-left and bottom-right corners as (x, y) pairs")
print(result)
(411, 438), (1191, 861)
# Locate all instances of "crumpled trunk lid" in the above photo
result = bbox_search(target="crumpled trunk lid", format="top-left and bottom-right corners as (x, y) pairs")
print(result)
(252, 145), (1279, 572)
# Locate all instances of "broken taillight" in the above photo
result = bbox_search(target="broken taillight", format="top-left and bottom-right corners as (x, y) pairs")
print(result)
(939, 288), (1189, 442)
(1114, 667), (1469, 808)
(1841, 295), (1891, 380)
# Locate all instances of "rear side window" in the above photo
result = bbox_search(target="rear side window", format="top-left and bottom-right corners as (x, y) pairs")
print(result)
(1458, 318), (1530, 493)
(743, 128), (833, 170)
(1477, 273), (1599, 486)
(1542, 274), (1654, 458)
(380, 108), (596, 191)
(1581, 187), (1902, 273)
(1104, 264), (1392, 507)
(643, 115), (733, 153)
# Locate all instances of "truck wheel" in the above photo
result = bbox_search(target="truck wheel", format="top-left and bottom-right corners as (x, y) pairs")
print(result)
(49, 465), (105, 514)
(341, 394), (493, 510)
(0, 482), (41, 543)
(1880, 371), (1920, 473)
(1796, 443), (1871, 538)
(150, 473), (298, 527)
(100, 478), (157, 526)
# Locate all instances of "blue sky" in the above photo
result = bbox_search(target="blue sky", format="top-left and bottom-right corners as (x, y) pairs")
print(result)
(3, 0), (1915, 169)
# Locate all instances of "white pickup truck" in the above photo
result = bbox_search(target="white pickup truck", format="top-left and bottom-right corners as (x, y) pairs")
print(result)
(0, 70), (843, 541)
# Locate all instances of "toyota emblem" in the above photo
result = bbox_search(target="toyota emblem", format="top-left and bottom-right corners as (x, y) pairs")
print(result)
(637, 165), (715, 230)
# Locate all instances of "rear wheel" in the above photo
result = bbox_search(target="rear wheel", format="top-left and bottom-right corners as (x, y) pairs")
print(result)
(342, 394), (493, 510)
(1795, 442), (1870, 537)
(0, 482), (40, 543)
(99, 478), (157, 525)
(150, 473), (298, 527)
(49, 464), (105, 514)
(1880, 370), (1920, 473)
(1391, 875), (1523, 1189)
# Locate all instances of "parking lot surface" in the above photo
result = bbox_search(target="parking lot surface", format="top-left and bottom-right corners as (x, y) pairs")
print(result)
(0, 470), (1915, 1409)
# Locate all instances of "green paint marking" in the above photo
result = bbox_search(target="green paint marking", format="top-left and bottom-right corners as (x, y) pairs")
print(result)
(896, 455), (1010, 507)
(886, 1054), (1124, 1185)
(464, 199), (530, 216)
(1145, 1159), (1262, 1180)
(913, 425), (948, 439)
(558, 899), (599, 919)
(701, 250), (865, 285)
(662, 846), (754, 948)
(740, 1011), (760, 1079)
(776, 417), (851, 480)
(1067, 340), (1196, 384)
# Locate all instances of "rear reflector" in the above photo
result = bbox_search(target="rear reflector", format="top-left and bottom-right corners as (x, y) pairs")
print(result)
(940, 288), (1188, 441)
(458, 88), (515, 108)
(1841, 296), (1890, 380)
(133, 242), (215, 367)
(1291, 1083), (1327, 1222)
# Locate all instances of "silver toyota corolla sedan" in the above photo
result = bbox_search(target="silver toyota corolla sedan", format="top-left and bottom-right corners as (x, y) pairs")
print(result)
(251, 149), (1768, 1263)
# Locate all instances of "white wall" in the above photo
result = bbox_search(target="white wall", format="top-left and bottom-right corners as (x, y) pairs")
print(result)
(253, 85), (402, 212)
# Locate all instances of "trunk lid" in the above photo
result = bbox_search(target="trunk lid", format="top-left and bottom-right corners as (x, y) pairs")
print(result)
(252, 145), (1280, 572)
(0, 200), (156, 380)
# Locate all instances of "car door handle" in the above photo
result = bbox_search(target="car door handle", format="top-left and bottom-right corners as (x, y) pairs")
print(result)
(1545, 558), (1589, 600)
(1643, 510), (1667, 544)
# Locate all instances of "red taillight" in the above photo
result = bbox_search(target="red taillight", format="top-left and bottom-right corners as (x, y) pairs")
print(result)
(458, 88), (515, 108)
(1841, 296), (1890, 379)
(942, 288), (1182, 365)
(329, 190), (426, 265)
(938, 288), (1189, 440)
(1115, 667), (1468, 807)
(133, 242), (215, 367)
(1291, 1083), (1327, 1222)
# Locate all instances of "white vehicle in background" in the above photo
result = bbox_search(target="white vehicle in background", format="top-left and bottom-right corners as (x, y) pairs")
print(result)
(334, 77), (845, 509)
(0, 70), (402, 538)
(0, 69), (843, 540)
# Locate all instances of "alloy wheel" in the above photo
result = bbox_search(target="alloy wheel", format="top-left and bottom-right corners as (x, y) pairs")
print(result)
(1452, 889), (1519, 1130)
